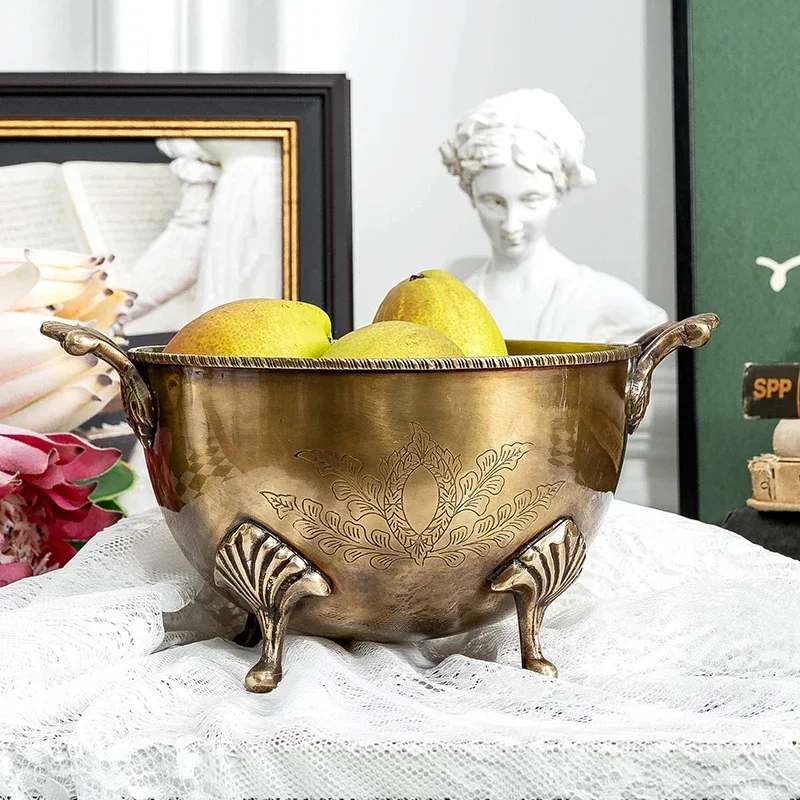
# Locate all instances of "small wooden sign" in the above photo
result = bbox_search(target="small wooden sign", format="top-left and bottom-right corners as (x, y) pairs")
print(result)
(742, 363), (800, 419)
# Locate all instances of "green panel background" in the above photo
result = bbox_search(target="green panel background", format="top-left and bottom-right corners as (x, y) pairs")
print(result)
(690, 0), (800, 522)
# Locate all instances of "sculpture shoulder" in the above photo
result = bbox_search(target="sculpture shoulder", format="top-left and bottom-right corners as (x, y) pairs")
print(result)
(460, 251), (667, 343)
(464, 262), (490, 290)
(568, 262), (652, 305)
(564, 261), (668, 341)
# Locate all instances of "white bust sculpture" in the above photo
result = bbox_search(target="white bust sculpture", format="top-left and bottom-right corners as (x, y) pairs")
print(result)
(440, 89), (668, 343)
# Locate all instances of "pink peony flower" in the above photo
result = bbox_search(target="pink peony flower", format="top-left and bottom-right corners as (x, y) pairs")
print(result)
(0, 423), (122, 586)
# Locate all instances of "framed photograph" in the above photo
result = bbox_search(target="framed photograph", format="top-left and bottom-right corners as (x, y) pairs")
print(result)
(0, 72), (353, 337)
(672, 0), (797, 522)
(0, 73), (353, 455)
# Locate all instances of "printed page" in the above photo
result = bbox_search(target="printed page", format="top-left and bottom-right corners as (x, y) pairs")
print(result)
(0, 163), (89, 252)
(61, 161), (182, 275)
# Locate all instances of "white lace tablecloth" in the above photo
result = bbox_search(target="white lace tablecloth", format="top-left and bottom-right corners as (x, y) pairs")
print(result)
(1, 500), (798, 800)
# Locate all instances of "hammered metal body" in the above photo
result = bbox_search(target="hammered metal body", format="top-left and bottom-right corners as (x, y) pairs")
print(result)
(215, 521), (331, 692)
(41, 315), (719, 647)
(490, 517), (587, 677)
(133, 347), (630, 642)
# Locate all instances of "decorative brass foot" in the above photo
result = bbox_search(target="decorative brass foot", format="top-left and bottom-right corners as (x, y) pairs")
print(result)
(489, 517), (586, 678)
(214, 521), (331, 693)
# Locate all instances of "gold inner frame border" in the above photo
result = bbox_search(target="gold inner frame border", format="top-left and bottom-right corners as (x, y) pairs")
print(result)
(0, 118), (299, 300)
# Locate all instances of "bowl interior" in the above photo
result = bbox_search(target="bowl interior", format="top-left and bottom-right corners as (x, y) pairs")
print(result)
(128, 339), (639, 371)
(505, 339), (623, 355)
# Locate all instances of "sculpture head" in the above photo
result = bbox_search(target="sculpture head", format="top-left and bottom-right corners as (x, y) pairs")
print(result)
(441, 89), (596, 263)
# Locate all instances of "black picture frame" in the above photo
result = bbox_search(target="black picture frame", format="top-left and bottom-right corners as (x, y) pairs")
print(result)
(0, 72), (354, 337)
(671, 0), (698, 518)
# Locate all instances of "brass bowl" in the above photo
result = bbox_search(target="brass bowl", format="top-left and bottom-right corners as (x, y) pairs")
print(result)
(43, 314), (718, 691)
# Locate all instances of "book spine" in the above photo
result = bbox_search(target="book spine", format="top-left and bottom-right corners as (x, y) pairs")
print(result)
(742, 363), (800, 418)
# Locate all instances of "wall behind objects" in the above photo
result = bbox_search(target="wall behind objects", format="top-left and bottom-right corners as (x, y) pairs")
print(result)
(0, 0), (679, 512)
(275, 0), (676, 327)
(0, 0), (95, 70)
(275, 0), (680, 513)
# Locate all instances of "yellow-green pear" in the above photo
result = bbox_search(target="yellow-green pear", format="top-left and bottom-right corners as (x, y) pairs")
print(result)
(322, 320), (463, 359)
(373, 270), (508, 356)
(163, 298), (332, 357)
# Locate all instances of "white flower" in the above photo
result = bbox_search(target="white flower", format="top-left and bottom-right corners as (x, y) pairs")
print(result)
(0, 249), (135, 433)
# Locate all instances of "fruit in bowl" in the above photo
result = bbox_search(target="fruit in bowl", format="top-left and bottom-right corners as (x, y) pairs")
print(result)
(373, 269), (508, 356)
(321, 320), (464, 359)
(163, 298), (333, 358)
(42, 272), (719, 693)
(159, 270), (507, 360)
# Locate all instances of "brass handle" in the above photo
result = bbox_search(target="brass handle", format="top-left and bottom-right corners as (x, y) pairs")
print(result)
(626, 313), (720, 434)
(40, 321), (156, 447)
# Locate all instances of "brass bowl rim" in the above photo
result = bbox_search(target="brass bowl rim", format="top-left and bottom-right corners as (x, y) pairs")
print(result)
(129, 343), (641, 371)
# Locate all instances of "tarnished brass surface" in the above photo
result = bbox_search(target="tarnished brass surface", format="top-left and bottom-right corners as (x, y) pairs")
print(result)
(41, 320), (156, 446)
(133, 355), (627, 643)
(215, 520), (331, 692)
(626, 313), (719, 434)
(42, 315), (719, 683)
(490, 517), (587, 678)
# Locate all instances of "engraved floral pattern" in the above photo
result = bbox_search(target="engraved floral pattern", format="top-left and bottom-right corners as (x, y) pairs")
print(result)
(262, 424), (563, 570)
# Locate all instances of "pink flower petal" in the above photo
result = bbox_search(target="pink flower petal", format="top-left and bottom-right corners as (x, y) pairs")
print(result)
(0, 469), (21, 500)
(22, 461), (66, 490)
(38, 480), (94, 512)
(48, 502), (121, 540)
(0, 434), (50, 476)
(0, 561), (33, 587)
(0, 427), (124, 573)
(39, 537), (78, 569)
(0, 429), (119, 489)
(49, 433), (121, 482)
(1, 430), (80, 468)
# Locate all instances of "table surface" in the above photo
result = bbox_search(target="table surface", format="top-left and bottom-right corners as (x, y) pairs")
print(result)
(1, 501), (799, 800)
(723, 505), (800, 560)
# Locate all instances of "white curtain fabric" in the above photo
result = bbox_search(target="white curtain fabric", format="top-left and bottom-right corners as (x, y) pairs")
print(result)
(93, 0), (278, 73)
(1, 501), (798, 799)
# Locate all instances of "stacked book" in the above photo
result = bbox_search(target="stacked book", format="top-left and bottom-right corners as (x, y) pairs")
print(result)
(743, 363), (800, 510)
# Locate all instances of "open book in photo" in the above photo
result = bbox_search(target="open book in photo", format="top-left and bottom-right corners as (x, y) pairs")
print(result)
(0, 161), (182, 266)
(0, 162), (91, 252)
(0, 160), (196, 334)
(60, 161), (182, 272)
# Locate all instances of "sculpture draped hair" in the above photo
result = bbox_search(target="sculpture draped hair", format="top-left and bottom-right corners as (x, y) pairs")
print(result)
(440, 89), (597, 199)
